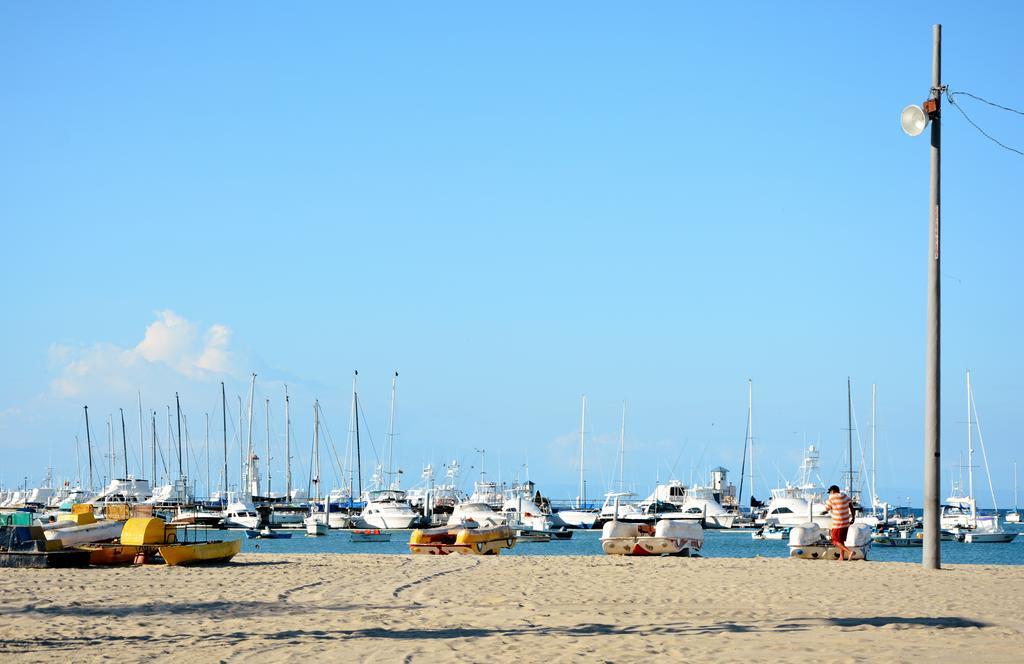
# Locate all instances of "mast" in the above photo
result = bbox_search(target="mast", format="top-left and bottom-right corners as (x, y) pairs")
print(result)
(313, 399), (321, 502)
(748, 379), (754, 505)
(265, 398), (271, 497)
(614, 402), (626, 492)
(166, 406), (173, 485)
(83, 405), (94, 492)
(205, 412), (210, 499)
(386, 371), (398, 489)
(107, 414), (113, 483)
(284, 385), (291, 501)
(119, 408), (128, 479)
(245, 373), (256, 497)
(353, 371), (362, 499)
(151, 410), (157, 491)
(221, 382), (228, 498)
(871, 383), (877, 512)
(967, 370), (975, 523)
(846, 377), (853, 496)
(175, 392), (183, 478)
(138, 392), (145, 478)
(238, 395), (243, 498)
(578, 394), (586, 508)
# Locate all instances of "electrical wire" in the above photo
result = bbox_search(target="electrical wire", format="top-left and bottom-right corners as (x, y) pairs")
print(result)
(949, 90), (1024, 117)
(946, 90), (1024, 157)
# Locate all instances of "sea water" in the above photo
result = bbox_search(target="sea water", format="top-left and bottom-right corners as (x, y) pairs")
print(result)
(213, 523), (1024, 565)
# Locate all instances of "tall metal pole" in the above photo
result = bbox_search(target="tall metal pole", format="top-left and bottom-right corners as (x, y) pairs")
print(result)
(871, 383), (877, 513)
(923, 23), (942, 570)
(748, 379), (754, 504)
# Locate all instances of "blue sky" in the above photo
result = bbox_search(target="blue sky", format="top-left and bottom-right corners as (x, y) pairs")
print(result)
(2, 4), (1022, 507)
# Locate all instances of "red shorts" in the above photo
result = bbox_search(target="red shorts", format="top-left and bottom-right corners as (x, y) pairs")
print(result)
(831, 526), (849, 546)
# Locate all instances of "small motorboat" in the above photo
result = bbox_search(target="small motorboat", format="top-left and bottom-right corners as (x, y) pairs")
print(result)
(872, 527), (924, 547)
(788, 522), (872, 560)
(350, 528), (391, 542)
(409, 525), (516, 555)
(245, 527), (293, 540)
(752, 524), (790, 540)
(600, 518), (704, 556)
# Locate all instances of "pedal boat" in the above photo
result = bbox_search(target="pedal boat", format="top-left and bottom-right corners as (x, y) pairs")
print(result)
(409, 524), (516, 555)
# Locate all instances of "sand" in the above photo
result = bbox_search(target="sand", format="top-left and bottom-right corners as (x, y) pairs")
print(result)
(1, 554), (1022, 663)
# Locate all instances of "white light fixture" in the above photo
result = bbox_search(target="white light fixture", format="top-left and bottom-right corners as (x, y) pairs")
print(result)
(901, 104), (929, 137)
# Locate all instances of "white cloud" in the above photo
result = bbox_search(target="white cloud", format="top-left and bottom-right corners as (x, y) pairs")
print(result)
(48, 310), (239, 399)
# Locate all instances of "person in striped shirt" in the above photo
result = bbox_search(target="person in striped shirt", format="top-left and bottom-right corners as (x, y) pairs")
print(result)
(824, 484), (853, 561)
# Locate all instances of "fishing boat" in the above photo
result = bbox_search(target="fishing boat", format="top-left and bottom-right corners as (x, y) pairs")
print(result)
(409, 524), (516, 555)
(350, 528), (391, 542)
(788, 522), (872, 560)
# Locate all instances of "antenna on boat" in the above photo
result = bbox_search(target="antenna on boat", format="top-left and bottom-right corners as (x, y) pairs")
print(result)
(284, 384), (291, 501)
(221, 382), (228, 500)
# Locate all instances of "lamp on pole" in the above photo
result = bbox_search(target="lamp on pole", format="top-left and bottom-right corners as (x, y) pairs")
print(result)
(901, 24), (943, 570)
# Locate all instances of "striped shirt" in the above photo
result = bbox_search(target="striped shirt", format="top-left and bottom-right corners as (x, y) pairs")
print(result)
(826, 493), (852, 529)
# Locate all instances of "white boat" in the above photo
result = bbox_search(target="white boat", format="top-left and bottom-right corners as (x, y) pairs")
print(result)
(222, 500), (260, 529)
(305, 515), (328, 536)
(598, 491), (644, 522)
(639, 480), (737, 529)
(752, 524), (789, 540)
(359, 490), (419, 530)
(760, 446), (833, 529)
(447, 501), (505, 528)
(501, 481), (562, 531)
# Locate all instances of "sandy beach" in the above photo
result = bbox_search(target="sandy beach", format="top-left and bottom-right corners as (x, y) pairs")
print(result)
(1, 554), (1021, 663)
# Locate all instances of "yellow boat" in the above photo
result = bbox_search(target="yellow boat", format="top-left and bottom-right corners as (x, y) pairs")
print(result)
(409, 525), (515, 555)
(159, 539), (242, 566)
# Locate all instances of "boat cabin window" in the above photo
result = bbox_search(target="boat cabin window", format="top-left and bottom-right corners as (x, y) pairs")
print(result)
(771, 507), (794, 515)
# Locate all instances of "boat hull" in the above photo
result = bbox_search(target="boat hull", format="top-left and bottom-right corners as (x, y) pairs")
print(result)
(159, 539), (242, 566)
(963, 531), (1018, 544)
(600, 536), (702, 556)
(0, 550), (92, 568)
(789, 543), (869, 560)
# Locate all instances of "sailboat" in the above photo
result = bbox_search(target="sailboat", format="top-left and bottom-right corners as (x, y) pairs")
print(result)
(1006, 463), (1021, 523)
(304, 400), (329, 536)
(941, 371), (1018, 543)
(556, 396), (600, 529)
(357, 373), (418, 530)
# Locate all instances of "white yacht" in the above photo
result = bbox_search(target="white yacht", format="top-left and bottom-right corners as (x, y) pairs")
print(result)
(639, 477), (737, 529)
(358, 489), (419, 529)
(598, 491), (644, 522)
(222, 500), (260, 530)
(447, 501), (505, 528)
